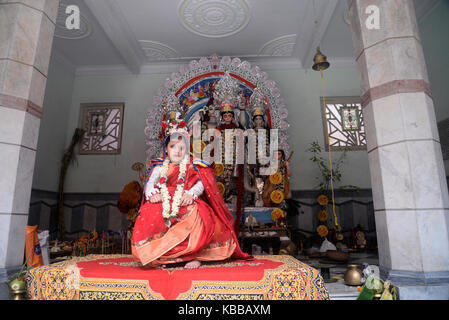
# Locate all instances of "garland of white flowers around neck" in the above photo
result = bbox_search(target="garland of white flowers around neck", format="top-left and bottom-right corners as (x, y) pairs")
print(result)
(157, 156), (189, 225)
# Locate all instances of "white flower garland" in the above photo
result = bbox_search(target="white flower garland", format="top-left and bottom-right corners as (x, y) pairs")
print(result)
(159, 157), (188, 223)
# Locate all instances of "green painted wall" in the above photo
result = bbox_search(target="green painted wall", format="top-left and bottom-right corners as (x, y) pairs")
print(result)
(419, 0), (449, 122)
(64, 73), (167, 193)
(418, 0), (449, 175)
(31, 55), (75, 192)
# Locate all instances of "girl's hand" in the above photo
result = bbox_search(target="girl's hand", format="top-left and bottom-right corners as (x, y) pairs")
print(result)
(180, 193), (194, 206)
(149, 194), (163, 203)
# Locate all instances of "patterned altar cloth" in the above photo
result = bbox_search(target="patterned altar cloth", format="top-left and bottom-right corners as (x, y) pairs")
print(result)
(26, 255), (329, 300)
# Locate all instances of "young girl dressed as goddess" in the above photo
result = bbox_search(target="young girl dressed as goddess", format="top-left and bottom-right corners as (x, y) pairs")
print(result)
(131, 114), (251, 269)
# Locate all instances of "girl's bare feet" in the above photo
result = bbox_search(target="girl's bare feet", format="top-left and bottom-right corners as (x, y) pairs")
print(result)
(184, 260), (201, 269)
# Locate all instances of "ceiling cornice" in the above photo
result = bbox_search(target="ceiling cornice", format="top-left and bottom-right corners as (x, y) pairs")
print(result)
(74, 57), (301, 77)
(73, 55), (356, 77)
(84, 0), (146, 74)
(414, 0), (440, 21)
(75, 64), (133, 77)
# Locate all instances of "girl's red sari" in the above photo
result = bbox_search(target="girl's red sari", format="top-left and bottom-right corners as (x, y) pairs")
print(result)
(132, 159), (251, 266)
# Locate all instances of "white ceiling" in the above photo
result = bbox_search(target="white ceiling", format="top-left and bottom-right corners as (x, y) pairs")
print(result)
(52, 0), (441, 75)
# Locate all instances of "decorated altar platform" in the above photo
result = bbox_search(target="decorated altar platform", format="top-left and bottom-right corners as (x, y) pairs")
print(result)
(26, 254), (329, 300)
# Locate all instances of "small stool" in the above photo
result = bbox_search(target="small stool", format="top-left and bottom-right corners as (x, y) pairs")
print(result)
(312, 263), (338, 283)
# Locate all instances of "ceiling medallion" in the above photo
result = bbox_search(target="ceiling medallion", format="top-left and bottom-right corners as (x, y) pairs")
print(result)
(179, 0), (250, 38)
(139, 41), (179, 61)
(259, 34), (297, 57)
(54, 4), (91, 40)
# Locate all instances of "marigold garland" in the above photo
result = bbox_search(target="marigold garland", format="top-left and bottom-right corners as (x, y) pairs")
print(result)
(270, 190), (284, 204)
(317, 210), (329, 222)
(269, 172), (283, 185)
(193, 140), (206, 154)
(214, 163), (224, 177)
(317, 194), (329, 206)
(217, 182), (225, 195)
(271, 208), (286, 223)
(317, 225), (329, 237)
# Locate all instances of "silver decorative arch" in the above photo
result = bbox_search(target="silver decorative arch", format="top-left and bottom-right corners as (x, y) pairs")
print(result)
(145, 54), (290, 162)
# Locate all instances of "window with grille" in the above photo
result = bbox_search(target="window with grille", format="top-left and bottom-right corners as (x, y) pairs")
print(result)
(320, 97), (367, 151)
(78, 103), (124, 154)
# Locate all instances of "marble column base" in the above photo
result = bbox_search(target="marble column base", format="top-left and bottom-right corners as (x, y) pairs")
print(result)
(0, 282), (10, 300)
(375, 209), (449, 274)
(0, 266), (22, 283)
(395, 284), (449, 300)
(380, 267), (449, 286)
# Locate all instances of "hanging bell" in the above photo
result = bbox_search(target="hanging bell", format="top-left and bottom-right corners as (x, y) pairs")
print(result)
(312, 47), (330, 71)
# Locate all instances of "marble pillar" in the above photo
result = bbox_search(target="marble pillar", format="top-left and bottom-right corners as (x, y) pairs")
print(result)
(348, 0), (449, 296)
(0, 0), (59, 279)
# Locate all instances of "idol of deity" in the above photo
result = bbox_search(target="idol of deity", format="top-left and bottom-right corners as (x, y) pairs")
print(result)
(214, 102), (244, 203)
(252, 107), (267, 130)
(247, 107), (271, 179)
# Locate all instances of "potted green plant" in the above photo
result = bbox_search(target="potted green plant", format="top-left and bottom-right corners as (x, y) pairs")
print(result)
(306, 141), (359, 249)
(306, 141), (359, 194)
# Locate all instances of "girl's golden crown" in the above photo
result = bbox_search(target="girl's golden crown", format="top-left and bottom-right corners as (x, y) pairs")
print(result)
(160, 111), (190, 140)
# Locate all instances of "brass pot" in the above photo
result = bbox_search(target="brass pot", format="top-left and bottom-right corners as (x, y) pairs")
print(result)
(9, 289), (27, 300)
(344, 264), (363, 286)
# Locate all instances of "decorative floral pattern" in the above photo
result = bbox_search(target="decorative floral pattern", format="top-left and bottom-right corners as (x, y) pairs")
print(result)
(27, 255), (329, 300)
(179, 0), (250, 38)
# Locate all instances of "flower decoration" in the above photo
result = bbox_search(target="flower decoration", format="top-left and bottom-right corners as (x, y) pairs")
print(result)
(317, 225), (329, 238)
(318, 210), (328, 222)
(159, 157), (188, 223)
(271, 208), (286, 223)
(269, 172), (283, 185)
(317, 194), (329, 206)
(193, 140), (206, 154)
(160, 112), (190, 141)
(270, 190), (284, 204)
(214, 163), (224, 177)
(217, 182), (225, 195)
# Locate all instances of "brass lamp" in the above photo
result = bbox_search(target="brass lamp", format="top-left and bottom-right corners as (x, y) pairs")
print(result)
(132, 162), (145, 183)
(312, 47), (330, 71)
(131, 162), (144, 172)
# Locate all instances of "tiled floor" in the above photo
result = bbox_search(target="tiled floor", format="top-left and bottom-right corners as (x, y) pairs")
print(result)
(295, 251), (380, 300)
(0, 283), (9, 300)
